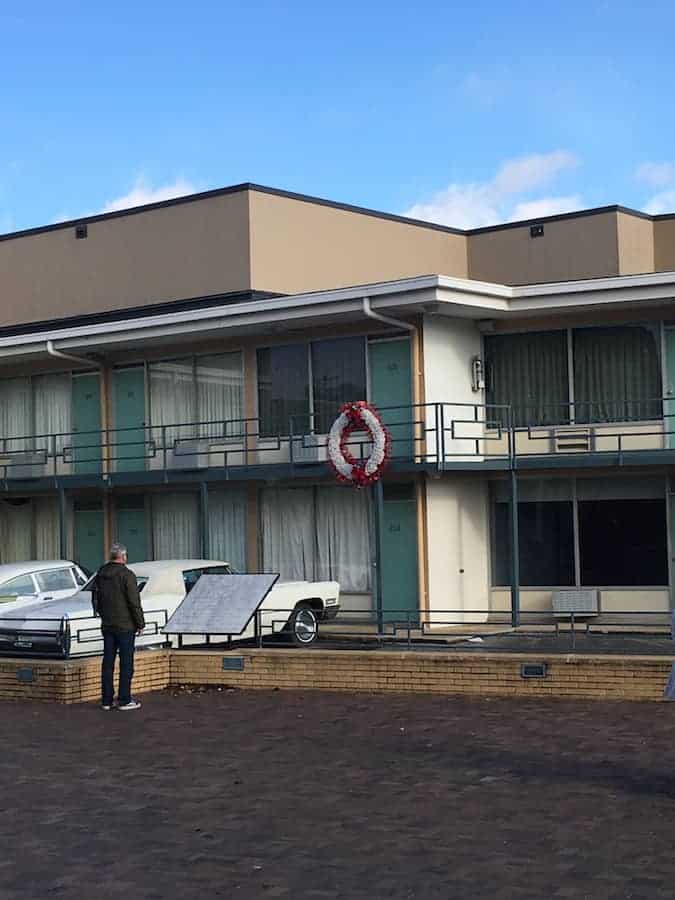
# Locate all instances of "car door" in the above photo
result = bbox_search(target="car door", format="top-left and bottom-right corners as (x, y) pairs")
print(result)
(35, 568), (79, 602)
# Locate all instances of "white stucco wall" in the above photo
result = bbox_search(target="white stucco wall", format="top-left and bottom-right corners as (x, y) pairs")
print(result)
(425, 476), (490, 625)
(422, 315), (484, 461)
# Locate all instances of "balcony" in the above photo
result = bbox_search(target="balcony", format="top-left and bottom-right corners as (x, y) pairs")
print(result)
(0, 399), (673, 485)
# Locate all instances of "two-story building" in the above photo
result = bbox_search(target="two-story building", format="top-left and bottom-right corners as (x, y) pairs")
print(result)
(1, 183), (675, 623)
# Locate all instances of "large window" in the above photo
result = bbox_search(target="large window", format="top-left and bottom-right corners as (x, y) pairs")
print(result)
(491, 476), (668, 588)
(0, 497), (60, 564)
(0, 374), (72, 451)
(257, 338), (367, 436)
(485, 331), (569, 428)
(151, 493), (200, 560)
(485, 324), (662, 427)
(492, 480), (574, 587)
(573, 325), (661, 423)
(260, 486), (372, 593)
(149, 352), (243, 440)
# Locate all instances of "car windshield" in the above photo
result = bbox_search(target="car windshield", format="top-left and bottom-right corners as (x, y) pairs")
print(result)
(182, 565), (233, 593)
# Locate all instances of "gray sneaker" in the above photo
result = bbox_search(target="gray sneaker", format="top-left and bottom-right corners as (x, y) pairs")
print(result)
(101, 704), (113, 711)
(118, 700), (142, 711)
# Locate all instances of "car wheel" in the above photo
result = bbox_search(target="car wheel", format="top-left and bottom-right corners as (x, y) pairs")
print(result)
(289, 604), (319, 647)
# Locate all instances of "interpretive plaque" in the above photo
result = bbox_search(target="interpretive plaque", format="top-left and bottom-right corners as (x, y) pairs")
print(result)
(162, 573), (279, 636)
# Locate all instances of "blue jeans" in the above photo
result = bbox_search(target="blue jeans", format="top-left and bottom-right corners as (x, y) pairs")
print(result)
(101, 630), (136, 706)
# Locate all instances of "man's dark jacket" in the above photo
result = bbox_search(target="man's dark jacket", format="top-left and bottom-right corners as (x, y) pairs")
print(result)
(92, 562), (145, 632)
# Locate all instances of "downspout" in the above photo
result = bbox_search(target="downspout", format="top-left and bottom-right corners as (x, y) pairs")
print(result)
(46, 339), (102, 370)
(361, 296), (429, 627)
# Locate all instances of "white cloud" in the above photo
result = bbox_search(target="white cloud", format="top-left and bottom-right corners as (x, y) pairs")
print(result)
(403, 151), (580, 229)
(510, 195), (582, 222)
(101, 177), (196, 213)
(643, 189), (675, 215)
(636, 162), (674, 189)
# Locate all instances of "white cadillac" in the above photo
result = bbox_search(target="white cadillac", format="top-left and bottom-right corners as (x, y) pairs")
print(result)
(0, 560), (340, 657)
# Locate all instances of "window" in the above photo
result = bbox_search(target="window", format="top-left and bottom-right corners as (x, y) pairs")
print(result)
(182, 565), (233, 594)
(485, 331), (569, 427)
(261, 486), (372, 593)
(491, 476), (668, 588)
(208, 489), (247, 571)
(492, 485), (575, 587)
(73, 568), (87, 586)
(149, 352), (243, 440)
(0, 375), (72, 452)
(573, 325), (661, 423)
(257, 338), (367, 436)
(0, 574), (37, 597)
(36, 569), (76, 592)
(257, 345), (309, 437)
(311, 338), (367, 433)
(151, 493), (200, 559)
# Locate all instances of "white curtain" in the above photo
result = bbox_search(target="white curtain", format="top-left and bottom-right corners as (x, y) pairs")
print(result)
(208, 488), (247, 570)
(149, 361), (196, 446)
(197, 353), (243, 439)
(34, 374), (72, 456)
(317, 487), (372, 592)
(0, 378), (31, 452)
(152, 493), (200, 560)
(0, 501), (32, 562)
(261, 488), (316, 581)
(35, 497), (60, 560)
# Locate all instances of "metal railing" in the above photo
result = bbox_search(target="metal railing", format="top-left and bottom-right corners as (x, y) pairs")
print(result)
(2, 397), (675, 481)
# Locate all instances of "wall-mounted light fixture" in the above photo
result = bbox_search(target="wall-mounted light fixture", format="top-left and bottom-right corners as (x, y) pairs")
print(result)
(471, 356), (485, 392)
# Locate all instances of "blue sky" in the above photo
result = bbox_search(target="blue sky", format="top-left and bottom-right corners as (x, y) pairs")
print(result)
(3, 0), (675, 234)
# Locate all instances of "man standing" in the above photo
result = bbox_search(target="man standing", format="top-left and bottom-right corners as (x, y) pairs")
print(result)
(93, 543), (145, 711)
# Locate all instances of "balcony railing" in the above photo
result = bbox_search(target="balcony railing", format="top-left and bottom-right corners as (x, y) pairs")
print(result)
(0, 398), (673, 481)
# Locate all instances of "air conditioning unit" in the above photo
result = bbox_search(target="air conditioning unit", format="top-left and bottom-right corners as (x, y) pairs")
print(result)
(167, 439), (205, 470)
(291, 435), (327, 464)
(553, 428), (593, 453)
(4, 451), (48, 479)
(552, 589), (599, 617)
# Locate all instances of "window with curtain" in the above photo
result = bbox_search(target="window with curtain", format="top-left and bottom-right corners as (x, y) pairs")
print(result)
(208, 488), (247, 570)
(197, 353), (243, 439)
(485, 331), (569, 428)
(316, 487), (371, 593)
(257, 345), (309, 437)
(260, 488), (316, 582)
(151, 493), (200, 559)
(0, 500), (33, 563)
(573, 325), (661, 423)
(0, 378), (32, 453)
(34, 497), (60, 560)
(312, 338), (367, 433)
(260, 486), (372, 593)
(34, 374), (72, 454)
(149, 360), (196, 446)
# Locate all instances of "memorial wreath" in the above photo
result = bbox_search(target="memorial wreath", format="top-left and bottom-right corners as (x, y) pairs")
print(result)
(327, 401), (391, 487)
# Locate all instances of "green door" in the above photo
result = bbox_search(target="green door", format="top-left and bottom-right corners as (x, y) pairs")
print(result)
(666, 330), (675, 449)
(115, 505), (148, 563)
(380, 485), (419, 623)
(113, 368), (147, 472)
(74, 507), (104, 575)
(72, 374), (102, 474)
(369, 340), (413, 459)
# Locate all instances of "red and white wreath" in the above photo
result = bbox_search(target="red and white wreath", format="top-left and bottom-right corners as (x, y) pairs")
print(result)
(327, 401), (391, 487)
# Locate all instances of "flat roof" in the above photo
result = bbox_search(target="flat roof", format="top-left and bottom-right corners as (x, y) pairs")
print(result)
(0, 181), (672, 246)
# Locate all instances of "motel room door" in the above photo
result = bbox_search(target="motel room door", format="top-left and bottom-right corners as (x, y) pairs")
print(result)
(666, 329), (675, 449)
(369, 339), (414, 459)
(379, 484), (419, 623)
(115, 498), (149, 564)
(72, 374), (102, 475)
(113, 368), (147, 472)
(73, 504), (105, 575)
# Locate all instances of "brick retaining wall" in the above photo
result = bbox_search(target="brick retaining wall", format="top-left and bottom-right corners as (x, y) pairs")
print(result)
(0, 647), (672, 704)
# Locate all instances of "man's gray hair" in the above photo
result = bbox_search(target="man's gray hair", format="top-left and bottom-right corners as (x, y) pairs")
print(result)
(110, 543), (127, 560)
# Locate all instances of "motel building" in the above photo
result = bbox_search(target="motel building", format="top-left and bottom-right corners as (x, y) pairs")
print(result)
(1, 183), (675, 626)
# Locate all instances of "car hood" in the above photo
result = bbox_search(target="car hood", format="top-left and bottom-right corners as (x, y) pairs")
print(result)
(0, 590), (93, 624)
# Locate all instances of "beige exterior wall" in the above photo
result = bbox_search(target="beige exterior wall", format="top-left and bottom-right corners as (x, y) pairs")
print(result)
(0, 191), (252, 328)
(467, 211), (621, 285)
(490, 588), (669, 615)
(425, 476), (490, 623)
(248, 190), (468, 294)
(617, 212), (654, 275)
(654, 218), (675, 271)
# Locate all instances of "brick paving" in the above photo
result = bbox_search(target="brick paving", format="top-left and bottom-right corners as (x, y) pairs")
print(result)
(1, 689), (675, 899)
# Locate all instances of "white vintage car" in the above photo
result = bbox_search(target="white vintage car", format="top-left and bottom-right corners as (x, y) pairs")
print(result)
(0, 559), (340, 657)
